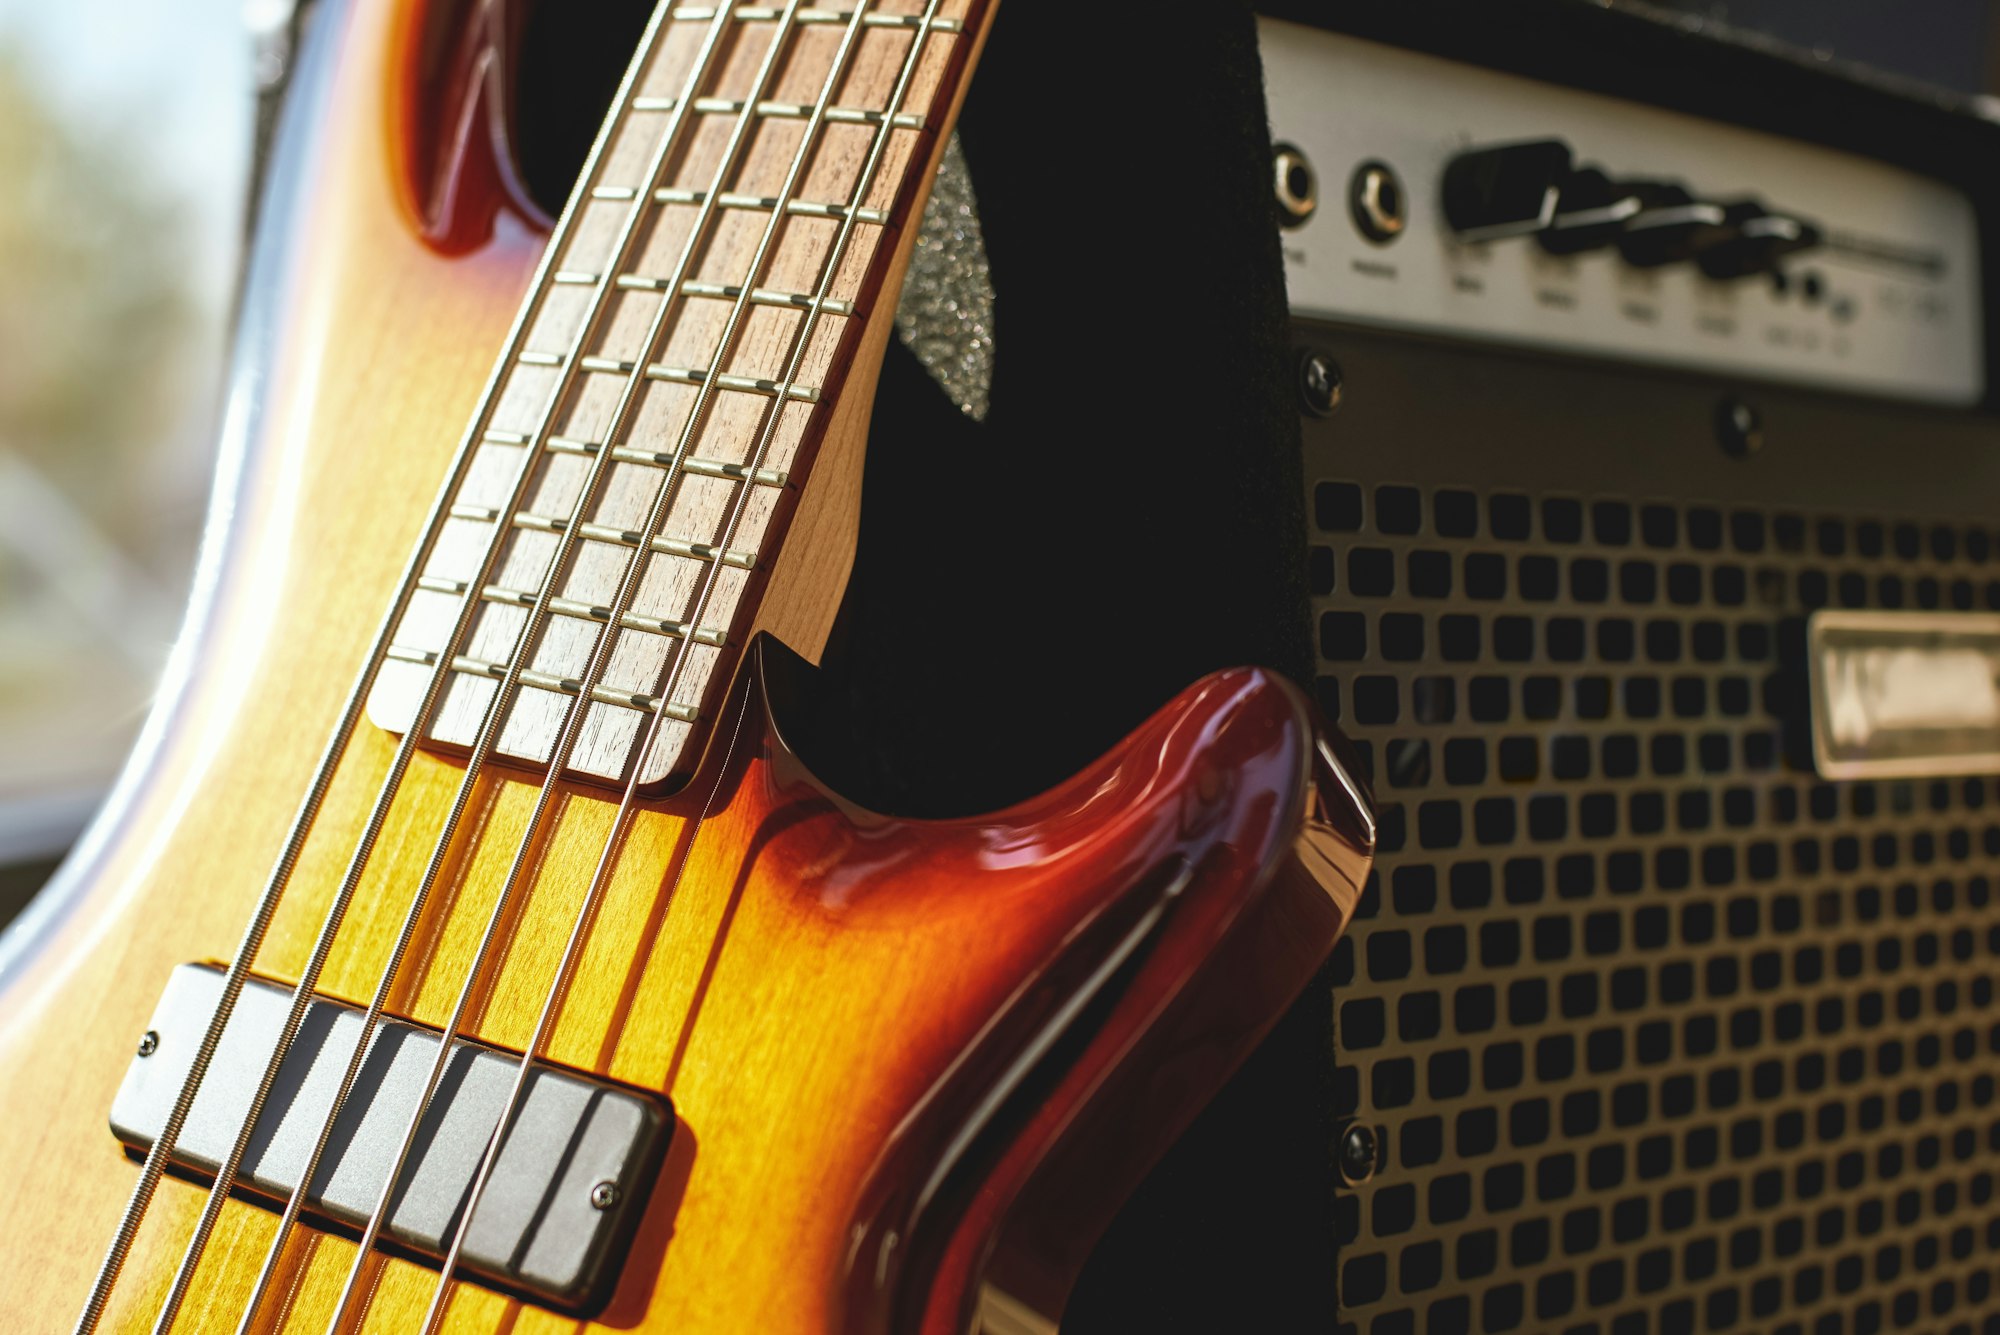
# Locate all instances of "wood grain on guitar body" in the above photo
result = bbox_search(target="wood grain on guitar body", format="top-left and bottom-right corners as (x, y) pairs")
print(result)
(0, 2), (1375, 1332)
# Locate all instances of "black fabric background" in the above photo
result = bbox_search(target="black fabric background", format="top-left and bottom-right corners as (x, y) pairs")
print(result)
(789, 3), (1334, 1328)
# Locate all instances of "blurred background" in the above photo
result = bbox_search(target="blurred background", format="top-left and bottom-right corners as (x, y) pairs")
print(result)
(0, 0), (253, 924)
(0, 0), (1997, 935)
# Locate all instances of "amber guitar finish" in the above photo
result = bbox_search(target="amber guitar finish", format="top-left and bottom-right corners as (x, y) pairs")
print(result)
(0, 1), (1373, 1332)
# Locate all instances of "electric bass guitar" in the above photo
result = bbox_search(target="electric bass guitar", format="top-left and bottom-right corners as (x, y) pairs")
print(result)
(0, 1), (1374, 1330)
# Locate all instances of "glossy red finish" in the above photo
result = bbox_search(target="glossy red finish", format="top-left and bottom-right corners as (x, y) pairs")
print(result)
(391, 0), (542, 252)
(722, 639), (1370, 1332)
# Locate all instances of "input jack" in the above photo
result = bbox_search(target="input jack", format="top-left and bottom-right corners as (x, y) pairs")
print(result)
(1274, 142), (1318, 229)
(1348, 160), (1407, 245)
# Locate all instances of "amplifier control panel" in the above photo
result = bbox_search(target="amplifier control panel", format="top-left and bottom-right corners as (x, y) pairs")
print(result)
(1259, 20), (1986, 406)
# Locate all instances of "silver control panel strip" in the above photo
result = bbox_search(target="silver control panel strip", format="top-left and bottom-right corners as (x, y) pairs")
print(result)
(1259, 20), (1985, 405)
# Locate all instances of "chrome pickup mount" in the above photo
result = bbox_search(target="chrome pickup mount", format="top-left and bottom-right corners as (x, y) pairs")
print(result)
(109, 964), (671, 1311)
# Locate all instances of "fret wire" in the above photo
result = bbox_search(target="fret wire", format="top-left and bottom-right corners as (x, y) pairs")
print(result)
(780, 198), (890, 223)
(478, 583), (733, 646)
(509, 510), (760, 568)
(679, 94), (924, 129)
(210, 8), (752, 1332)
(649, 184), (890, 223)
(675, 5), (960, 31)
(616, 273), (857, 316)
(824, 103), (925, 126)
(444, 653), (700, 718)
(674, 456), (790, 486)
(543, 433), (791, 485)
(344, 6), (843, 1329)
(643, 363), (822, 401)
(649, 451), (790, 485)
(74, 4), (720, 1328)
(680, 278), (857, 315)
(418, 3), (960, 1328)
(716, 5), (964, 31)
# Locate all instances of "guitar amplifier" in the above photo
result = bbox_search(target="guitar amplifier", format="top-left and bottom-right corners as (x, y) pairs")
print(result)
(1261, 4), (2000, 1332)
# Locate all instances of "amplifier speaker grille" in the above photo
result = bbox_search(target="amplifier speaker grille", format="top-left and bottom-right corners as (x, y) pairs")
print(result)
(1315, 479), (2000, 1335)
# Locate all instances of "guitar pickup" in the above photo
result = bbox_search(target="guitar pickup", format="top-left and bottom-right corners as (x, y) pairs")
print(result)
(108, 964), (671, 1312)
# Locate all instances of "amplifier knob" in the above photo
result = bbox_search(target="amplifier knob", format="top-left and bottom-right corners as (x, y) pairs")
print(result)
(1441, 138), (1573, 242)
(1694, 201), (1824, 279)
(1616, 182), (1729, 267)
(1537, 165), (1645, 256)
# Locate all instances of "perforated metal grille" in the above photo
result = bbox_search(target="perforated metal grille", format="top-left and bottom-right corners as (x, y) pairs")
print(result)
(1314, 480), (2000, 1335)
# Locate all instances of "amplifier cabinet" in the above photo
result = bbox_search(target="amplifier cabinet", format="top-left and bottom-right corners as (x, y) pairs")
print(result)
(1270, 5), (2000, 1332)
(1304, 321), (2000, 1335)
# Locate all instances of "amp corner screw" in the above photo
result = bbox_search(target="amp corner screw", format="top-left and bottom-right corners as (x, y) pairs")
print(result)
(136, 1031), (159, 1058)
(1715, 396), (1763, 458)
(1299, 349), (1343, 418)
(590, 1180), (621, 1211)
(1338, 1121), (1379, 1187)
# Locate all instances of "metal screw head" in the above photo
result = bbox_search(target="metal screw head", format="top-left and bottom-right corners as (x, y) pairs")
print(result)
(1338, 1122), (1379, 1187)
(1715, 397), (1763, 458)
(1299, 350), (1343, 418)
(590, 1180), (621, 1211)
(136, 1031), (159, 1058)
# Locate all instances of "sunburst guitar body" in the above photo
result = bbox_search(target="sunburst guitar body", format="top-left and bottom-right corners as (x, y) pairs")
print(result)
(0, 1), (1374, 1331)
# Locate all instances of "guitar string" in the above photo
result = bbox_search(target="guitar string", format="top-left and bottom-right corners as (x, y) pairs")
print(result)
(310, 3), (852, 1328)
(90, 1), (942, 1327)
(411, 5), (948, 1328)
(66, 5), (706, 1329)
(204, 11), (751, 1334)
(130, 9), (734, 1327)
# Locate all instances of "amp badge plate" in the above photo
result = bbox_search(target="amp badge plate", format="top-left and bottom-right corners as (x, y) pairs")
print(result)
(1808, 610), (2000, 779)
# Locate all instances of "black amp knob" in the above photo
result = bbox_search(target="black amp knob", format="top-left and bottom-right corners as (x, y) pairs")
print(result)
(1615, 183), (1728, 267)
(1440, 142), (1827, 284)
(1440, 139), (1573, 242)
(1693, 201), (1824, 279)
(1537, 166), (1645, 256)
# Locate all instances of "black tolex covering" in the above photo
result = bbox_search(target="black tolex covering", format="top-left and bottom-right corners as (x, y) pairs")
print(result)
(790, 3), (1332, 1329)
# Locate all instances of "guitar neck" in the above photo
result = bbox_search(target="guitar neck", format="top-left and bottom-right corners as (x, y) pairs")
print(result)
(366, 0), (988, 792)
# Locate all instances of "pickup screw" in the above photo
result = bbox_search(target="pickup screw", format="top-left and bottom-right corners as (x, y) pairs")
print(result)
(1299, 350), (1343, 418)
(1337, 1122), (1379, 1187)
(590, 1180), (621, 1210)
(136, 1031), (159, 1058)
